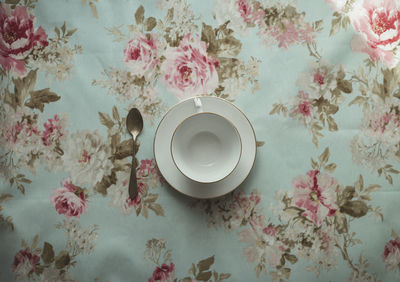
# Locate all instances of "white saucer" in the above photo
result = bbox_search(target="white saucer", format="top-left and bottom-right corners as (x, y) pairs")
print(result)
(153, 96), (256, 199)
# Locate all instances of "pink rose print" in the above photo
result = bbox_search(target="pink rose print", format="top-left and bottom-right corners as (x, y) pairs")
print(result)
(42, 114), (67, 146)
(149, 262), (175, 282)
(289, 91), (315, 126)
(370, 112), (400, 134)
(161, 34), (219, 99)
(361, 106), (400, 144)
(297, 100), (312, 116)
(293, 91), (313, 117)
(383, 237), (400, 271)
(12, 248), (40, 279)
(50, 180), (88, 219)
(237, 0), (253, 23)
(137, 159), (163, 183)
(291, 170), (338, 226)
(349, 0), (400, 68)
(263, 226), (278, 237)
(269, 19), (315, 49)
(124, 33), (160, 80)
(0, 4), (48, 76)
(313, 70), (325, 86)
(4, 120), (39, 145)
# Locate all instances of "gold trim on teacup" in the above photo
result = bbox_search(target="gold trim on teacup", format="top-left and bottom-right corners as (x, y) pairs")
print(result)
(170, 112), (243, 184)
(153, 95), (257, 199)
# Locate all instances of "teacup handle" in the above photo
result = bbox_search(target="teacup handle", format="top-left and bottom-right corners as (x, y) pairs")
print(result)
(194, 97), (203, 113)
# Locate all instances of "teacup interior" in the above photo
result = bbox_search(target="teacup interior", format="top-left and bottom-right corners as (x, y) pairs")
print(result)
(171, 113), (241, 183)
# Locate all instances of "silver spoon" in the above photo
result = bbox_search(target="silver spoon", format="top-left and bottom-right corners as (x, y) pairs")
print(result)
(126, 108), (143, 200)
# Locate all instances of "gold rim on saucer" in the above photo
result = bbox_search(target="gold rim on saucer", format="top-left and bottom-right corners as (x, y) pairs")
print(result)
(153, 95), (257, 199)
(170, 111), (243, 184)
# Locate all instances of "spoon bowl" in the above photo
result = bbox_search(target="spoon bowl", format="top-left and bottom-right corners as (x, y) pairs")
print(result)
(126, 108), (143, 139)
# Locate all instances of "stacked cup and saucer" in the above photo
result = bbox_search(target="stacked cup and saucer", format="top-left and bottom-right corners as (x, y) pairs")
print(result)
(154, 96), (256, 199)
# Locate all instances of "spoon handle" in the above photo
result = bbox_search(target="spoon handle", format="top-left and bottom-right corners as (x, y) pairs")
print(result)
(129, 139), (138, 200)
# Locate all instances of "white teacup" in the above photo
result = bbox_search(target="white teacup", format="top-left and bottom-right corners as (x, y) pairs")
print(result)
(171, 112), (242, 183)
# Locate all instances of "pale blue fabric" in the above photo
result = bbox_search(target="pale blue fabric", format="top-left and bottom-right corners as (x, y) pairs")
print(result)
(1, 1), (400, 281)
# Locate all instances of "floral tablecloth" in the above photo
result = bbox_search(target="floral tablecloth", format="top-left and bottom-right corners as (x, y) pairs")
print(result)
(1, 0), (400, 281)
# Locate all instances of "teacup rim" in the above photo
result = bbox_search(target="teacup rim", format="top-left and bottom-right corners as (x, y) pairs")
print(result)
(170, 111), (243, 184)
